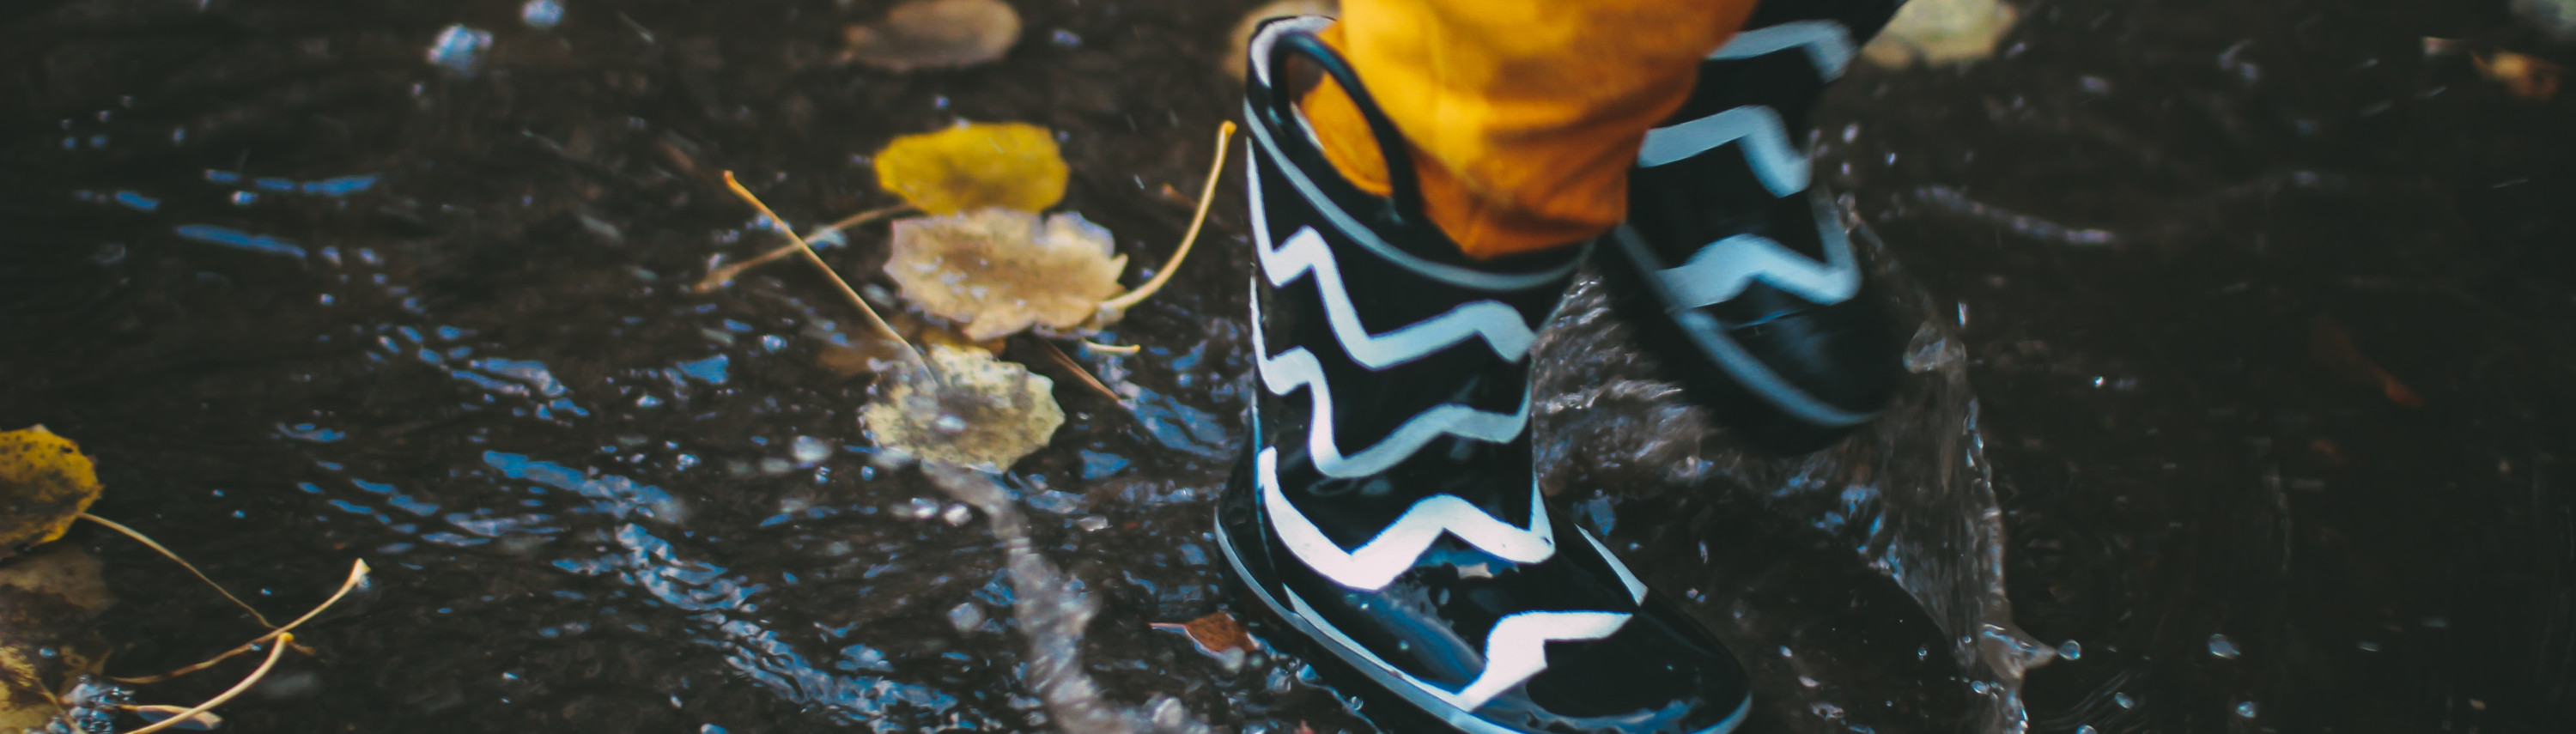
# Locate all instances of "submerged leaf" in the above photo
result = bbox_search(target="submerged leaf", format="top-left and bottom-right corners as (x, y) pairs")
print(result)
(0, 426), (104, 557)
(864, 344), (1066, 469)
(886, 209), (1127, 341)
(875, 122), (1069, 215)
(0, 543), (114, 731)
(2475, 52), (2565, 102)
(1860, 0), (2020, 67)
(2309, 314), (2424, 408)
(842, 0), (1023, 72)
(1151, 611), (1257, 670)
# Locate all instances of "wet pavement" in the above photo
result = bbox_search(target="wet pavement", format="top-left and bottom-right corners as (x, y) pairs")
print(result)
(1, 0), (2569, 732)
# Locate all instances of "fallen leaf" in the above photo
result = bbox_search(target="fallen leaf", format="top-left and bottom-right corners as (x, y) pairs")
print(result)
(1861, 0), (2020, 67)
(0, 426), (104, 558)
(842, 0), (1023, 71)
(1151, 611), (1258, 670)
(2475, 52), (2565, 101)
(864, 344), (1066, 469)
(2309, 315), (2424, 408)
(874, 122), (1069, 215)
(0, 543), (115, 731)
(885, 208), (1127, 341)
(1223, 0), (1338, 80)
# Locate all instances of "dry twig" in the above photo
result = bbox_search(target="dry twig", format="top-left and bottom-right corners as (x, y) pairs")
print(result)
(119, 634), (294, 734)
(1097, 121), (1236, 314)
(80, 513), (276, 628)
(694, 203), (916, 291)
(115, 561), (369, 684)
(722, 171), (935, 380)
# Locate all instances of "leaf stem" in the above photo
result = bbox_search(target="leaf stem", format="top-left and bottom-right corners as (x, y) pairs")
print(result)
(119, 633), (293, 734)
(693, 203), (916, 292)
(113, 561), (369, 684)
(80, 513), (275, 628)
(1097, 121), (1236, 313)
(721, 172), (933, 379)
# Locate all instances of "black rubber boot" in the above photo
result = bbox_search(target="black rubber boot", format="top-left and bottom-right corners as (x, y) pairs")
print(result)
(1216, 18), (1753, 734)
(1604, 0), (1909, 454)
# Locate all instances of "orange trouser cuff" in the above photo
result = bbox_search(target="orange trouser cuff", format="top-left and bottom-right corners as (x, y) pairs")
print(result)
(1297, 0), (1759, 259)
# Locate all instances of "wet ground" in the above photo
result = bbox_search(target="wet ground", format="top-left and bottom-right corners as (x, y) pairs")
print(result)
(2, 0), (2570, 732)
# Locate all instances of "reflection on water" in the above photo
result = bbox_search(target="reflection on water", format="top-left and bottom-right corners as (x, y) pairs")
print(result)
(4, 0), (2566, 731)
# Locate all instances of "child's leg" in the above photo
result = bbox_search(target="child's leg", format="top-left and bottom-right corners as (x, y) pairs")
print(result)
(1297, 0), (1762, 259)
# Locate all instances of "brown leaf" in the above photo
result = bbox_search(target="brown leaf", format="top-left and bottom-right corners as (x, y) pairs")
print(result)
(841, 0), (1022, 72)
(884, 209), (1127, 341)
(2308, 315), (2424, 408)
(0, 426), (104, 558)
(0, 543), (114, 731)
(1151, 611), (1257, 670)
(2475, 52), (2565, 101)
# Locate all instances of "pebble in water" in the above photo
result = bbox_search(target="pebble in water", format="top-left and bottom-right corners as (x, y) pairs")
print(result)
(2208, 633), (2241, 659)
(521, 0), (564, 29)
(426, 24), (492, 76)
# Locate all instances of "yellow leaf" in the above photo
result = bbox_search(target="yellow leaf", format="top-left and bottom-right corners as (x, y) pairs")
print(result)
(1861, 0), (2020, 68)
(884, 209), (1127, 341)
(874, 122), (1069, 216)
(0, 426), (104, 556)
(864, 344), (1066, 470)
(0, 543), (114, 731)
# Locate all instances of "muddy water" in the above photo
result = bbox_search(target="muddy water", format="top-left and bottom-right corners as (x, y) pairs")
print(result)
(2, 0), (2568, 733)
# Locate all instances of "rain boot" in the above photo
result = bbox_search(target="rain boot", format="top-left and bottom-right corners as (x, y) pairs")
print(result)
(1215, 18), (1753, 734)
(1605, 0), (1908, 454)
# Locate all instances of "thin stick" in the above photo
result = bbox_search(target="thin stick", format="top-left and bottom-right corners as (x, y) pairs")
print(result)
(1078, 340), (1141, 355)
(721, 172), (933, 379)
(114, 561), (369, 685)
(119, 633), (292, 734)
(1036, 338), (1122, 403)
(80, 513), (275, 628)
(114, 706), (221, 731)
(694, 203), (915, 292)
(1097, 121), (1236, 313)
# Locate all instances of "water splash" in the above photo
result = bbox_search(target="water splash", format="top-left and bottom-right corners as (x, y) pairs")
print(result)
(1530, 197), (2047, 733)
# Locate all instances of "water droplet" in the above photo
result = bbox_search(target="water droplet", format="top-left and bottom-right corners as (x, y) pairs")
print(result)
(2236, 701), (2258, 719)
(942, 504), (973, 526)
(2076, 726), (2099, 734)
(948, 602), (985, 632)
(2057, 640), (2082, 661)
(791, 435), (832, 464)
(2208, 634), (2241, 659)
(2114, 692), (2136, 708)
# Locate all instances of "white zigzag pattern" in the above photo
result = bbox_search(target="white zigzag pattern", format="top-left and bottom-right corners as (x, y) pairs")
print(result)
(1245, 154), (1535, 479)
(1247, 155), (1538, 365)
(1637, 106), (1807, 196)
(1634, 20), (1866, 310)
(1240, 104), (1645, 715)
(1259, 447), (1555, 591)
(1710, 20), (1857, 78)
(1652, 226), (1857, 307)
(1290, 585), (1630, 713)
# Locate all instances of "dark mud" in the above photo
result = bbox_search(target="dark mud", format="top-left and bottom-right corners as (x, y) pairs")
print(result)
(1, 0), (2569, 733)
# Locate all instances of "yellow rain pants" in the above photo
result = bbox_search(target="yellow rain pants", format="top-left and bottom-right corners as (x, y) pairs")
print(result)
(1300, 0), (1763, 259)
